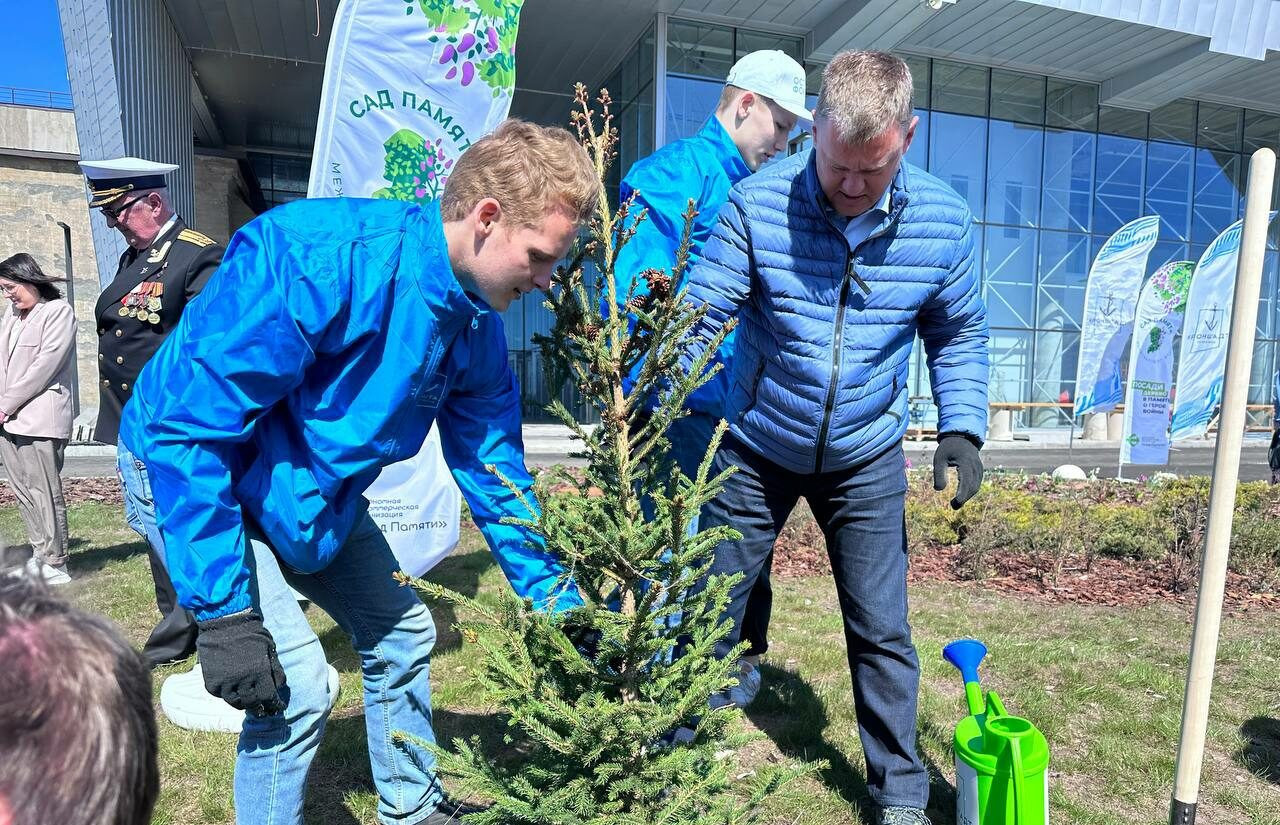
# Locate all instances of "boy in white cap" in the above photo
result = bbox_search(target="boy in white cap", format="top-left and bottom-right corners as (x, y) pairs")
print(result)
(607, 49), (810, 707)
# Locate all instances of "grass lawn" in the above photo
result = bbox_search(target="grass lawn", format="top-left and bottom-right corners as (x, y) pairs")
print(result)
(5, 501), (1279, 824)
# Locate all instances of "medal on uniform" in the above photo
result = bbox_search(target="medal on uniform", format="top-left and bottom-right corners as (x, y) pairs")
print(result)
(149, 283), (164, 321)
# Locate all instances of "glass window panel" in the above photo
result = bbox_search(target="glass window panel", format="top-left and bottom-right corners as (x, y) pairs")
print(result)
(1094, 134), (1145, 236)
(929, 113), (987, 219)
(1098, 106), (1147, 139)
(1255, 250), (1276, 341)
(1192, 149), (1241, 245)
(903, 54), (929, 111)
(1145, 141), (1194, 241)
(1041, 129), (1094, 232)
(1045, 79), (1097, 131)
(983, 225), (1037, 329)
(931, 59), (988, 116)
(1148, 240), (1190, 275)
(905, 108), (928, 169)
(989, 69), (1044, 125)
(1196, 103), (1242, 152)
(1149, 99), (1195, 145)
(250, 155), (271, 181)
(805, 62), (824, 96)
(1032, 329), (1079, 426)
(734, 29), (803, 62)
(988, 329), (1032, 404)
(986, 120), (1043, 226)
(1037, 230), (1092, 331)
(666, 20), (733, 79)
(1244, 109), (1280, 154)
(664, 74), (722, 145)
(1248, 338), (1275, 408)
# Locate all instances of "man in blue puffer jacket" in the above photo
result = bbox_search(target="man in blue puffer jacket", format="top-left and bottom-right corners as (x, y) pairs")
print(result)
(121, 121), (596, 825)
(686, 52), (989, 825)
(611, 48), (808, 708)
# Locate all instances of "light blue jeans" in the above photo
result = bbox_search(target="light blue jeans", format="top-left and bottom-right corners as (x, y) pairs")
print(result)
(236, 513), (443, 825)
(117, 440), (198, 665)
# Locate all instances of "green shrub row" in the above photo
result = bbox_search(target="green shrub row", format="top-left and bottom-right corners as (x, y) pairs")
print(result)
(904, 473), (1280, 585)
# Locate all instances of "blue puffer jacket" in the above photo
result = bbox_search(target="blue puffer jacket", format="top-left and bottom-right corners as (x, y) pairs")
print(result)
(686, 150), (989, 474)
(122, 198), (577, 620)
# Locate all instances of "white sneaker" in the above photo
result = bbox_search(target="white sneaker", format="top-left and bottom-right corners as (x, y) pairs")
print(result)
(160, 662), (342, 733)
(709, 657), (764, 709)
(6, 558), (72, 585)
(727, 657), (762, 707)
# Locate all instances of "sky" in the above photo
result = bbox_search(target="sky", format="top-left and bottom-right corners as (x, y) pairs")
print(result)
(0, 0), (70, 93)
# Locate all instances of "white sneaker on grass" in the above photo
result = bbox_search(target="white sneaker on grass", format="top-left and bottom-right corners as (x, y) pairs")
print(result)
(5, 558), (72, 585)
(727, 656), (762, 706)
(160, 661), (342, 733)
(709, 656), (763, 709)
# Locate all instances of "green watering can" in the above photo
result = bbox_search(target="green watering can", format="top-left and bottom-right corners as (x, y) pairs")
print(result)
(944, 639), (1050, 825)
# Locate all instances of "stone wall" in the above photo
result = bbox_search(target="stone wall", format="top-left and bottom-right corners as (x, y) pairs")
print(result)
(0, 152), (103, 421)
(0, 105), (261, 425)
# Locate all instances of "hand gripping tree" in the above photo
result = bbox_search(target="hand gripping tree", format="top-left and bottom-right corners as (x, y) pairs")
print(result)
(401, 85), (804, 823)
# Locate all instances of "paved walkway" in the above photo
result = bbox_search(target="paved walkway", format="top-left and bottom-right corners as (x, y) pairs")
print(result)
(1, 423), (1271, 482)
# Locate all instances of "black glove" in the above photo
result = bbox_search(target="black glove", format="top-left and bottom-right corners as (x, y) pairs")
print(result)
(196, 609), (287, 716)
(933, 433), (983, 510)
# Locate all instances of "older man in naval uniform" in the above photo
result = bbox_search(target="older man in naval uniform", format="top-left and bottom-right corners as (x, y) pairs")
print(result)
(83, 158), (221, 669)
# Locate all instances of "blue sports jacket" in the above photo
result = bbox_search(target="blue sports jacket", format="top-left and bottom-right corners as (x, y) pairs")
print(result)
(685, 150), (990, 474)
(121, 198), (576, 621)
(610, 117), (750, 418)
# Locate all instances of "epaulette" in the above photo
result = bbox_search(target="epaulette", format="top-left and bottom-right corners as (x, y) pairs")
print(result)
(177, 228), (217, 248)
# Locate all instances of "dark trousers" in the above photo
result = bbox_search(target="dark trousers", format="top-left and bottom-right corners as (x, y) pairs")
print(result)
(701, 434), (927, 809)
(666, 412), (772, 656)
(117, 440), (199, 667)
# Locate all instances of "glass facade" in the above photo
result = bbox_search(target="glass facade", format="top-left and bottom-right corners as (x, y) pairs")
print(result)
(248, 152), (311, 208)
(653, 29), (1280, 428)
(505, 17), (1280, 425)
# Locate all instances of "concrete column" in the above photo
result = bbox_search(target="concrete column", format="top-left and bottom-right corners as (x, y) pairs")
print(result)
(57, 0), (195, 289)
(1082, 412), (1110, 440)
(987, 407), (1014, 441)
(1107, 410), (1125, 440)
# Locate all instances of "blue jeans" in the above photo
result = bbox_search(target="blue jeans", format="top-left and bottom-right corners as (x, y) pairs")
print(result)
(700, 434), (926, 809)
(117, 440), (198, 666)
(668, 413), (772, 657)
(237, 513), (442, 825)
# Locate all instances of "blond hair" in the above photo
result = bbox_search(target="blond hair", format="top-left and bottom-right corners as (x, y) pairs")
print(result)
(814, 51), (914, 143)
(442, 119), (600, 227)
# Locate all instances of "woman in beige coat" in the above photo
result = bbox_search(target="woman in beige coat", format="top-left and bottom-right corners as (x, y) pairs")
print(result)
(0, 253), (76, 584)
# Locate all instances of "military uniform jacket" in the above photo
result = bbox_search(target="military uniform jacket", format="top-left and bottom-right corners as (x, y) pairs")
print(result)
(94, 217), (223, 443)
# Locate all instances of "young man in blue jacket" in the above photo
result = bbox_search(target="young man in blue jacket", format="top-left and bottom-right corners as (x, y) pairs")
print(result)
(610, 49), (807, 706)
(121, 120), (597, 825)
(685, 52), (989, 825)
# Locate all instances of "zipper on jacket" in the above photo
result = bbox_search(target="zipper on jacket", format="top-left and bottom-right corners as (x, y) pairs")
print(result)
(814, 251), (855, 473)
(849, 266), (872, 296)
(886, 372), (902, 423)
(809, 183), (906, 473)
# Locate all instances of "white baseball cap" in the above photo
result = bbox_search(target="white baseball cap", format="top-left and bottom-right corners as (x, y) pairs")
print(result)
(725, 50), (811, 122)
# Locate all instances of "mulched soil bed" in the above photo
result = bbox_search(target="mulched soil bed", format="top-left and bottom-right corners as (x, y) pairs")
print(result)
(16, 478), (1278, 612)
(0, 477), (125, 507)
(773, 514), (1280, 612)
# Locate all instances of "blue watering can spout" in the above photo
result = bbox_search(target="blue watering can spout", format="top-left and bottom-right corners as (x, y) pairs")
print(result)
(944, 639), (988, 717)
